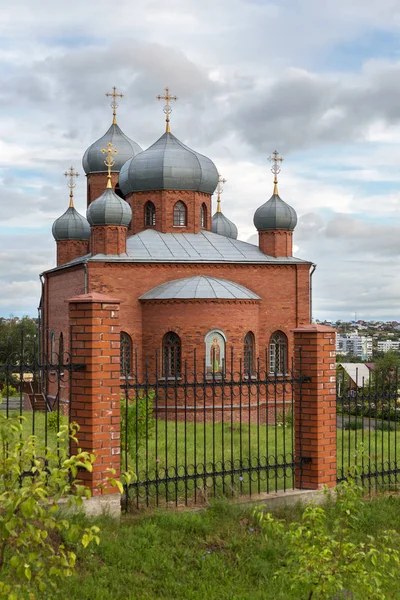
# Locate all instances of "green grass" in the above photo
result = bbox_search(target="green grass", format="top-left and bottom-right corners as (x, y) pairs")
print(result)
(54, 494), (400, 600)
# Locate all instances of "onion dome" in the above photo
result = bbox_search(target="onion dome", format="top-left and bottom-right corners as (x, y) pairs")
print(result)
(82, 123), (142, 175)
(212, 211), (238, 239)
(52, 206), (90, 241)
(87, 188), (132, 227)
(254, 150), (297, 231)
(140, 276), (261, 301)
(253, 192), (297, 231)
(119, 131), (219, 196)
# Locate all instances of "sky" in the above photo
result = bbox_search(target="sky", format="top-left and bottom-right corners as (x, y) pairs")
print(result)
(1, 0), (400, 321)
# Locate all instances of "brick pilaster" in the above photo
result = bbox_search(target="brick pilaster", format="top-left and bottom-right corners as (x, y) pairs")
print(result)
(68, 292), (121, 495)
(293, 324), (337, 489)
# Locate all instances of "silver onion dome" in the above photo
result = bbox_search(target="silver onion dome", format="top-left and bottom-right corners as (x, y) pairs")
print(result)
(212, 211), (238, 239)
(253, 193), (297, 231)
(52, 207), (90, 241)
(119, 131), (219, 195)
(86, 188), (132, 227)
(82, 123), (142, 175)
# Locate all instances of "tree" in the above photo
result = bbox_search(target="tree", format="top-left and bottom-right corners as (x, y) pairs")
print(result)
(0, 414), (102, 599)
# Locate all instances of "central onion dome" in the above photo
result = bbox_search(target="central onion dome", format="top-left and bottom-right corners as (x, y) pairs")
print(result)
(52, 206), (90, 241)
(82, 123), (142, 175)
(119, 132), (219, 196)
(87, 187), (132, 227)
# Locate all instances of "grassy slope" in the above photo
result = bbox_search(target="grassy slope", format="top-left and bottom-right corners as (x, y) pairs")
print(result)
(57, 494), (400, 600)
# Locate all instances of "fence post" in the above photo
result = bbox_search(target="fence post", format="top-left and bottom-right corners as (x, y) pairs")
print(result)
(293, 324), (337, 490)
(68, 292), (121, 515)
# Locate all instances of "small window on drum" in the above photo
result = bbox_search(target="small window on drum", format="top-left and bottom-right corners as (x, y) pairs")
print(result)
(120, 332), (132, 376)
(173, 201), (187, 227)
(200, 203), (207, 228)
(269, 331), (288, 375)
(145, 201), (156, 227)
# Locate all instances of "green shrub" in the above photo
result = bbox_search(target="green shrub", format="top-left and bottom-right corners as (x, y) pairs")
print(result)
(0, 384), (18, 397)
(120, 390), (155, 458)
(254, 466), (400, 600)
(0, 414), (101, 599)
(374, 421), (395, 432)
(344, 419), (364, 430)
(47, 410), (67, 432)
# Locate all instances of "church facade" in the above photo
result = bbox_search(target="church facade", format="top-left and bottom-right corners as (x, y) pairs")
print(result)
(42, 88), (313, 390)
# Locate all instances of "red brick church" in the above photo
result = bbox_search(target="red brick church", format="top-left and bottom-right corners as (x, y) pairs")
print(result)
(42, 87), (312, 383)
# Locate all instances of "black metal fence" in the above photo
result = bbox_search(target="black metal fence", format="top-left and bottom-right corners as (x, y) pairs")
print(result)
(121, 352), (299, 509)
(337, 367), (400, 490)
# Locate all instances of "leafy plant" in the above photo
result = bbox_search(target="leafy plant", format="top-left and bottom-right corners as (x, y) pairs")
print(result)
(0, 384), (18, 397)
(374, 421), (395, 432)
(0, 413), (101, 600)
(254, 461), (400, 600)
(120, 389), (155, 459)
(47, 410), (67, 432)
(344, 419), (364, 431)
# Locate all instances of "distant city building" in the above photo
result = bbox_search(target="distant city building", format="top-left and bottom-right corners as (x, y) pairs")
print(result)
(336, 333), (373, 359)
(377, 340), (400, 353)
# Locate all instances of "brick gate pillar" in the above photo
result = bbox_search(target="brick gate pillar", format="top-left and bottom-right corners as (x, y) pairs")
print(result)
(68, 293), (121, 508)
(293, 324), (337, 490)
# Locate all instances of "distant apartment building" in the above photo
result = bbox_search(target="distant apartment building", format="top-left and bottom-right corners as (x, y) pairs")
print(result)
(336, 333), (373, 359)
(376, 340), (400, 353)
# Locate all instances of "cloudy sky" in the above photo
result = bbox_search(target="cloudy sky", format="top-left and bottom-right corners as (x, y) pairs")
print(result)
(1, 0), (400, 321)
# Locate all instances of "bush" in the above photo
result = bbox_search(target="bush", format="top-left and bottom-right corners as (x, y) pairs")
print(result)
(344, 419), (364, 430)
(0, 414), (102, 599)
(120, 390), (155, 458)
(375, 421), (395, 432)
(0, 384), (18, 397)
(254, 466), (400, 599)
(47, 410), (67, 432)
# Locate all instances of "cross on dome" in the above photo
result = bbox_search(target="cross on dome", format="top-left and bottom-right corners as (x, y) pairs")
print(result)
(101, 142), (119, 188)
(64, 166), (79, 208)
(216, 173), (227, 213)
(268, 150), (284, 195)
(156, 86), (178, 133)
(106, 86), (124, 125)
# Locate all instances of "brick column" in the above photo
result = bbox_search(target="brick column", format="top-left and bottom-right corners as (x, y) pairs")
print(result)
(68, 292), (121, 496)
(293, 324), (336, 490)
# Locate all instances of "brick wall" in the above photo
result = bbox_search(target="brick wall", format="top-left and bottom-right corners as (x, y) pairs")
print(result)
(90, 225), (127, 255)
(258, 230), (293, 257)
(56, 240), (89, 267)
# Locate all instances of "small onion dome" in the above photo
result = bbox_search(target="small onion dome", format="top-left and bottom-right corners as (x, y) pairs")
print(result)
(52, 206), (90, 241)
(119, 131), (218, 196)
(86, 188), (132, 227)
(82, 123), (142, 175)
(212, 211), (238, 240)
(140, 275), (260, 301)
(253, 192), (297, 231)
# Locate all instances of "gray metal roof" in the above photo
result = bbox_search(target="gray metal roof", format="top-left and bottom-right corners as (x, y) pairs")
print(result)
(52, 206), (90, 241)
(119, 132), (218, 195)
(140, 275), (261, 300)
(87, 188), (132, 227)
(212, 211), (238, 239)
(253, 193), (297, 231)
(82, 123), (142, 175)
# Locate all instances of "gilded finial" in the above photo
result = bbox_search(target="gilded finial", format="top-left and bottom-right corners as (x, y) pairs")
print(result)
(106, 86), (124, 125)
(268, 150), (284, 195)
(216, 174), (227, 213)
(64, 166), (79, 208)
(157, 86), (178, 133)
(101, 142), (118, 188)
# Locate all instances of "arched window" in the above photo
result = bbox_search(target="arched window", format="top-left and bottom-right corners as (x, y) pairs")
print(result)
(120, 332), (132, 376)
(269, 331), (288, 374)
(205, 330), (226, 375)
(173, 201), (187, 227)
(58, 333), (64, 367)
(145, 201), (156, 226)
(162, 332), (181, 377)
(200, 203), (207, 228)
(244, 331), (255, 375)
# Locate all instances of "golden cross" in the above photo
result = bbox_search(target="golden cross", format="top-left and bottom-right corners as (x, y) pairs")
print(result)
(64, 166), (79, 208)
(106, 86), (124, 124)
(101, 142), (118, 188)
(156, 86), (178, 133)
(268, 150), (284, 194)
(216, 174), (227, 213)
